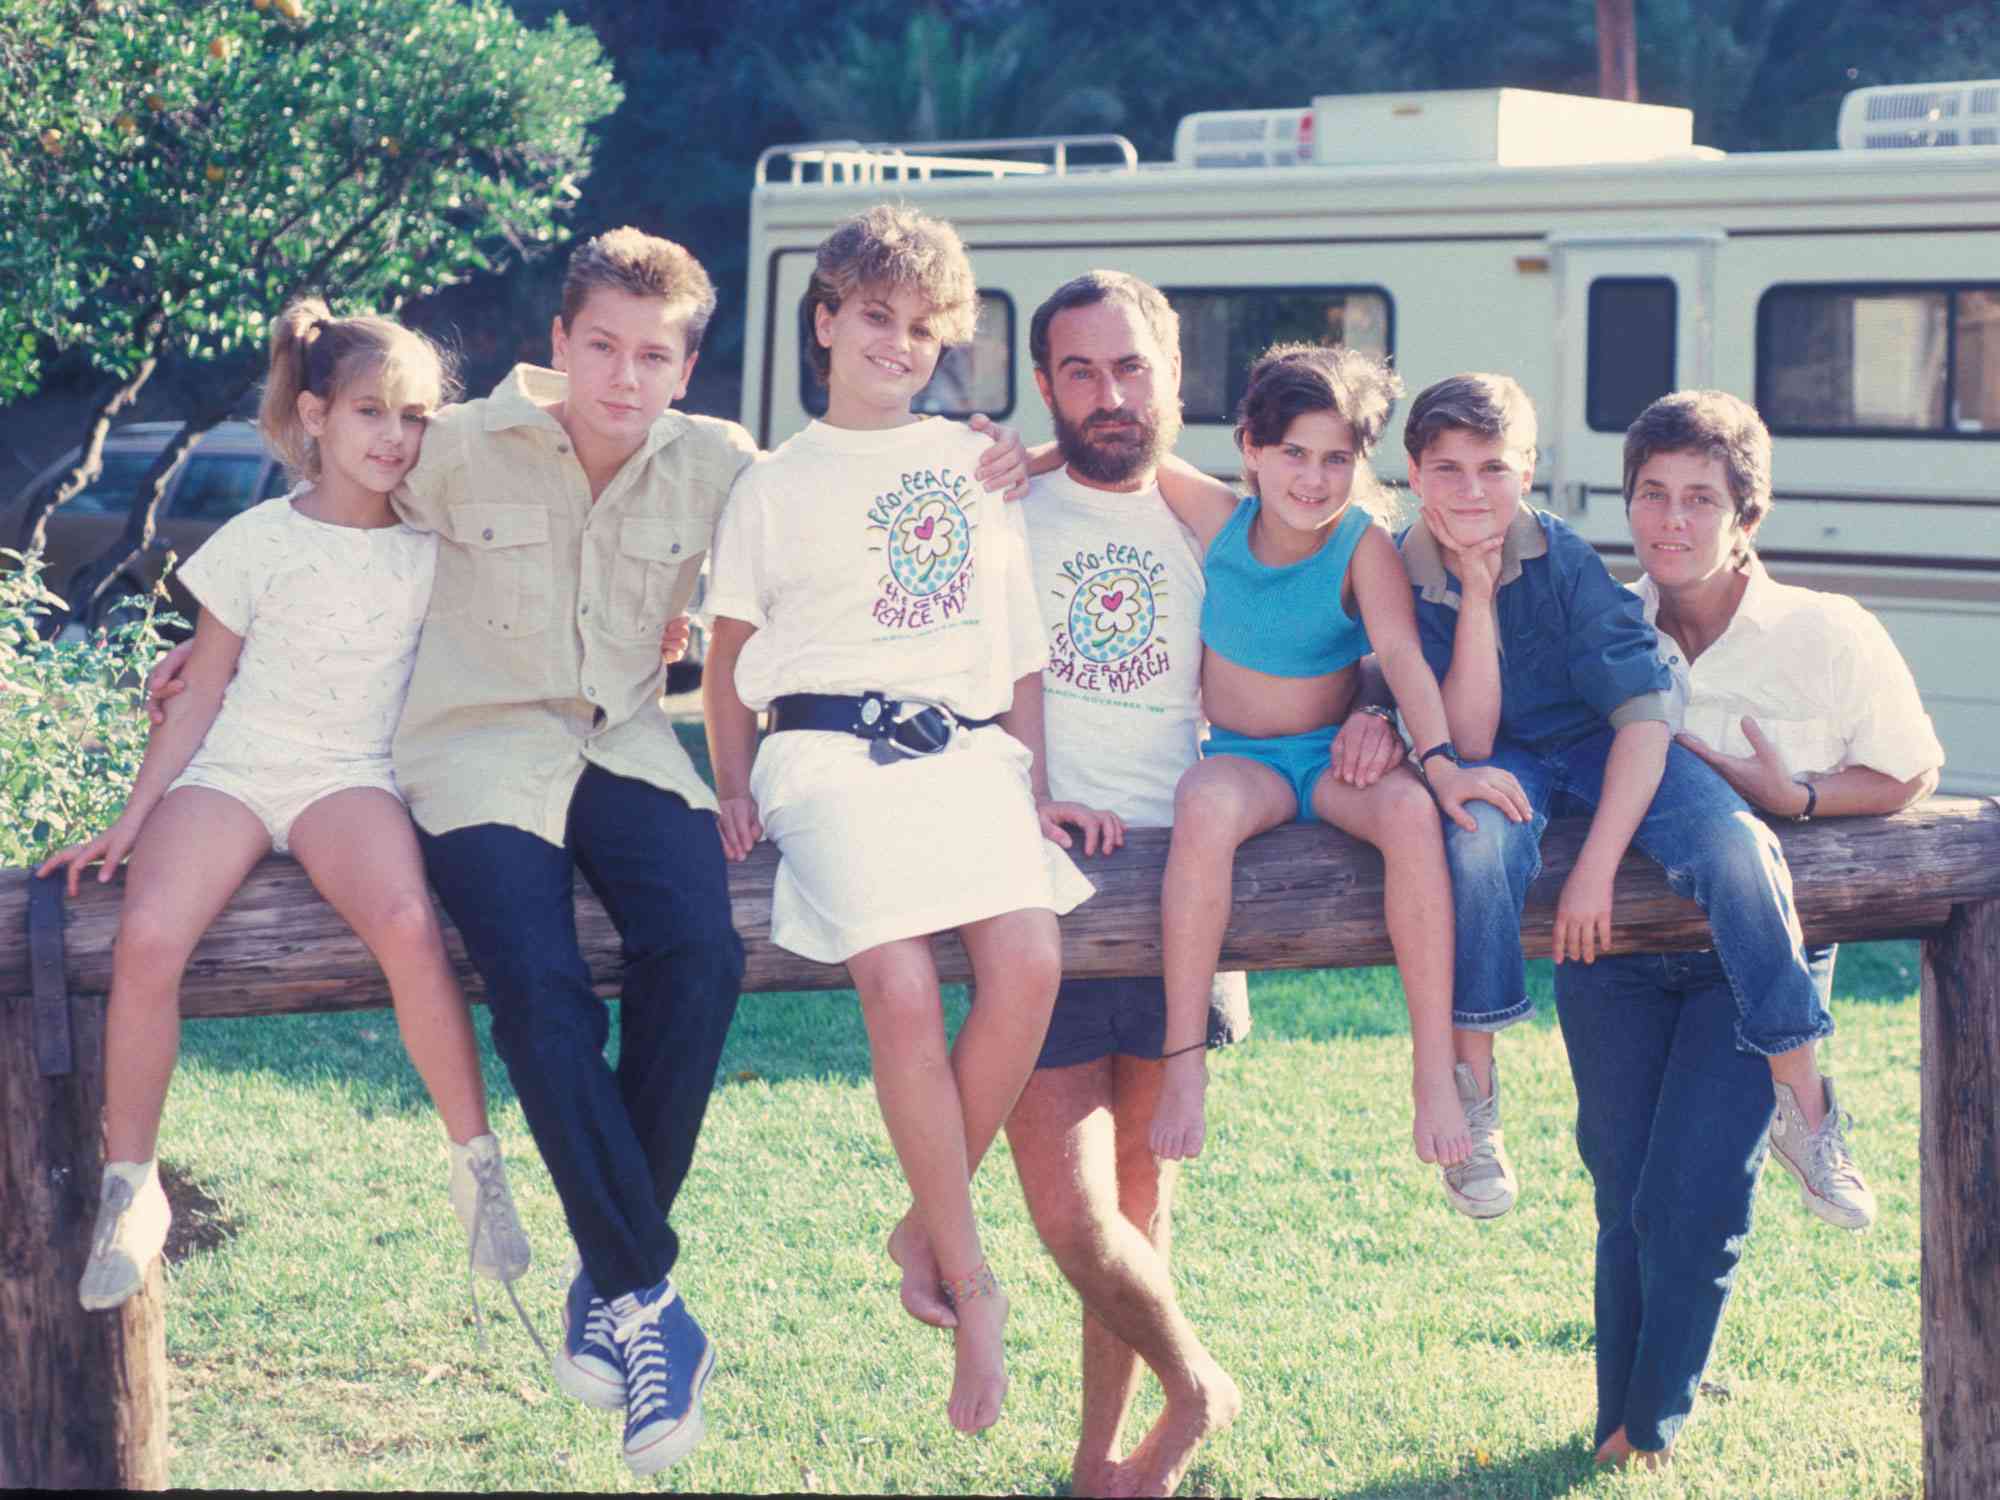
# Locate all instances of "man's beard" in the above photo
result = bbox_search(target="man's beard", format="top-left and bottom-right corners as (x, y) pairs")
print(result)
(1052, 402), (1180, 485)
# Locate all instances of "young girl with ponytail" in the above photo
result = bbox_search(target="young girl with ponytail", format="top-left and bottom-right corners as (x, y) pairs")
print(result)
(39, 299), (535, 1330)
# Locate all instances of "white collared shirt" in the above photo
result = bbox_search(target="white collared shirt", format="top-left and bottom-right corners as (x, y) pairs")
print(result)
(1637, 557), (1944, 782)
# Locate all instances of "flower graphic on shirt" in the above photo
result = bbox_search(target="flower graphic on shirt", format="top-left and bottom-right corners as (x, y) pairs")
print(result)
(1067, 566), (1157, 664)
(884, 489), (973, 597)
(896, 498), (957, 563)
(1081, 575), (1141, 635)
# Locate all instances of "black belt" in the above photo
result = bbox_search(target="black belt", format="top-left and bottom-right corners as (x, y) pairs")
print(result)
(769, 692), (999, 762)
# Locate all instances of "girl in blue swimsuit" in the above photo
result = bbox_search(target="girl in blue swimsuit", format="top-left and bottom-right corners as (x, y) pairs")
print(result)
(1148, 344), (1529, 1205)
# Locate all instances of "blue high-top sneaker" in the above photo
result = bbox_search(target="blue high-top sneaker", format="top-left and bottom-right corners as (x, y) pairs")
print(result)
(608, 1273), (716, 1476)
(553, 1257), (625, 1410)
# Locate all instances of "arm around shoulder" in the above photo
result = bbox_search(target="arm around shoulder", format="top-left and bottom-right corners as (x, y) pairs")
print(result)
(1154, 453), (1240, 551)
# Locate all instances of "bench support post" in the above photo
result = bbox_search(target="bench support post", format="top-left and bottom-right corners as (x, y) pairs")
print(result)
(0, 879), (166, 1489)
(1922, 895), (2000, 1499)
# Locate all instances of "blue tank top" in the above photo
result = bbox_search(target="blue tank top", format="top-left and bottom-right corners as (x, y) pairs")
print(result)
(1200, 496), (1373, 677)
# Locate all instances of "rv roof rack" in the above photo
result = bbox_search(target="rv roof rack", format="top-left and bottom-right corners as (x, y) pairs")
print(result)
(755, 134), (1139, 187)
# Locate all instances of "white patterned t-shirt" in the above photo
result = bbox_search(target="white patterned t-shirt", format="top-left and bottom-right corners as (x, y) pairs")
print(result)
(1022, 469), (1207, 828)
(706, 417), (1044, 718)
(174, 492), (437, 759)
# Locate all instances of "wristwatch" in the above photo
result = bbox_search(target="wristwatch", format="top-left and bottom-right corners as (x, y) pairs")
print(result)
(1355, 704), (1397, 724)
(1418, 740), (1461, 771)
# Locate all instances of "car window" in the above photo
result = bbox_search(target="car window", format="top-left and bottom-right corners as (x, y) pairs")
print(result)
(63, 452), (158, 516)
(170, 455), (268, 521)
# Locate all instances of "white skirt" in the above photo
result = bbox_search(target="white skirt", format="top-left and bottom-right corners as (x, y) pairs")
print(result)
(751, 725), (1096, 965)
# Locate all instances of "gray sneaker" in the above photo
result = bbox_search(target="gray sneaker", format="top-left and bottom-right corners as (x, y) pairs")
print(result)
(447, 1134), (548, 1357)
(1442, 1061), (1518, 1219)
(1768, 1077), (1876, 1231)
(79, 1161), (171, 1310)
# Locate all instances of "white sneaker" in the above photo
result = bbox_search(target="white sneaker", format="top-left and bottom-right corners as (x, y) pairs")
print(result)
(1442, 1062), (1519, 1219)
(1769, 1077), (1876, 1231)
(448, 1133), (532, 1281)
(79, 1161), (171, 1310)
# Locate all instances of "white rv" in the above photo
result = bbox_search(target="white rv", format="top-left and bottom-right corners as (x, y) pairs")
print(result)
(741, 82), (2000, 795)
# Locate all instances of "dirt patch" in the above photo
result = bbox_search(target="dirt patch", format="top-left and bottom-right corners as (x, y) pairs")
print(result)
(159, 1158), (237, 1264)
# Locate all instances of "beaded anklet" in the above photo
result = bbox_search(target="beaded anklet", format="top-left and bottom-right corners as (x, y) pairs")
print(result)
(939, 1263), (1000, 1309)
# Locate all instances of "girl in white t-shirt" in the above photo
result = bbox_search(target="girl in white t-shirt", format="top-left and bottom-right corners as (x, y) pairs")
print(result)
(703, 207), (1115, 1436)
(40, 301), (533, 1328)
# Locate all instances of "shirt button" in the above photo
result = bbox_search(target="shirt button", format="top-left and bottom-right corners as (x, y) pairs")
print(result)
(482, 528), (494, 541)
(585, 685), (596, 699)
(557, 443), (570, 454)
(580, 603), (590, 616)
(671, 543), (681, 554)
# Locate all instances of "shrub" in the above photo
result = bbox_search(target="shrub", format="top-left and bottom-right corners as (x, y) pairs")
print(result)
(1, 549), (179, 868)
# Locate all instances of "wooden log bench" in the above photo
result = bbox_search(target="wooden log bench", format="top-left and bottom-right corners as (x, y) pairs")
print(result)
(5, 796), (1998, 1493)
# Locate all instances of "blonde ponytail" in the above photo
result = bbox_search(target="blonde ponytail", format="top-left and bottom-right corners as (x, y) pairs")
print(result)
(257, 297), (454, 480)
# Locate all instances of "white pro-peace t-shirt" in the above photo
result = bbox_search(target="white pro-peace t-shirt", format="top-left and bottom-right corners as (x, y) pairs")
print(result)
(1023, 469), (1207, 828)
(174, 493), (437, 759)
(706, 418), (1045, 719)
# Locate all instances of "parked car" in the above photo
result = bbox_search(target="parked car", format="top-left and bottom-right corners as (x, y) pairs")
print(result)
(4, 420), (290, 632)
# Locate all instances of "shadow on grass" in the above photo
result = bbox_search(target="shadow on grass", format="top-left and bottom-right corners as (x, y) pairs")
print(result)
(1328, 1436), (1600, 1499)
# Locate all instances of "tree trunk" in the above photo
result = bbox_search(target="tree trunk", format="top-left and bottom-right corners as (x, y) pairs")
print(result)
(1596, 0), (1638, 101)
(0, 881), (167, 1488)
(1922, 897), (2000, 1499)
(64, 374), (255, 628)
(16, 311), (166, 559)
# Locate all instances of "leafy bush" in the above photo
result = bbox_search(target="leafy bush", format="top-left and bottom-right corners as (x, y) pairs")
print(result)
(1, 549), (179, 868)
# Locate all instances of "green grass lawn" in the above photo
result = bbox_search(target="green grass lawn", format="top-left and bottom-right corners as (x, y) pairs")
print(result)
(150, 943), (1923, 1496)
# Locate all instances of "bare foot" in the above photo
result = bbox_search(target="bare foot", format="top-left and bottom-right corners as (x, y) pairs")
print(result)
(945, 1281), (1010, 1434)
(1413, 1063), (1472, 1166)
(1067, 1445), (1124, 1497)
(1148, 1052), (1208, 1161)
(1594, 1426), (1671, 1469)
(888, 1213), (957, 1328)
(1113, 1358), (1241, 1496)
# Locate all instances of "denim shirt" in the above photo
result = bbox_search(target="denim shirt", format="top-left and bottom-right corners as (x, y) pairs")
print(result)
(1397, 505), (1678, 754)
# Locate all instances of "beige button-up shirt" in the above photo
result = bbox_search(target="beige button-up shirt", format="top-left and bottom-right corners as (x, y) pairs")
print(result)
(391, 365), (757, 845)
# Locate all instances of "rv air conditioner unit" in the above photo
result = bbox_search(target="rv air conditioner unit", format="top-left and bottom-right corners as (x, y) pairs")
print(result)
(1838, 80), (2000, 149)
(1173, 108), (1314, 169)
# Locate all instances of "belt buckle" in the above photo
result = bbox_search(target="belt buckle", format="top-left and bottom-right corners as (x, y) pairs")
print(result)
(867, 699), (956, 763)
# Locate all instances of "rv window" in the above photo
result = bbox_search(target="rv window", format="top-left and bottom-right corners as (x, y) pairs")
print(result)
(1163, 287), (1392, 424)
(1586, 278), (1676, 433)
(798, 290), (1015, 421)
(1757, 284), (2000, 437)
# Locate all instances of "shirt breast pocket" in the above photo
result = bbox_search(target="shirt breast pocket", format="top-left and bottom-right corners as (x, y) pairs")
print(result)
(609, 517), (694, 639)
(445, 503), (551, 638)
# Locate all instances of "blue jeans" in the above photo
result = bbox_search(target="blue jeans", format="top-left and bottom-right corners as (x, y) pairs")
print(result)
(1443, 728), (1833, 1054)
(1554, 945), (1836, 1450)
(417, 766), (744, 1301)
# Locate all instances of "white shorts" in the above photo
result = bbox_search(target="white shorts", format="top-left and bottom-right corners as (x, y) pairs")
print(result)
(168, 743), (403, 855)
(751, 725), (1096, 965)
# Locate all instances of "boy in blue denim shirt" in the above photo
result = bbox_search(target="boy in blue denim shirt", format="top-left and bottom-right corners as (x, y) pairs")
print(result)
(1395, 373), (1832, 1220)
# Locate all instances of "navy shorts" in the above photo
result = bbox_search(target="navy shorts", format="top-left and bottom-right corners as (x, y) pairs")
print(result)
(1035, 972), (1252, 1070)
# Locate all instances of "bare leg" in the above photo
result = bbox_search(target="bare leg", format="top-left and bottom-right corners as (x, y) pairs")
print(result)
(1310, 767), (1471, 1167)
(102, 788), (270, 1162)
(1156, 758), (1294, 1160)
(1008, 1054), (1238, 1499)
(851, 923), (1059, 1436)
(1454, 1028), (1496, 1096)
(1106, 1055), (1241, 1498)
(1767, 1044), (1827, 1130)
(288, 788), (490, 1144)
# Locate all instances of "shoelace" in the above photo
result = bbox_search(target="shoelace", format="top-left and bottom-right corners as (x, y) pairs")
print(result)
(464, 1155), (548, 1362)
(1809, 1110), (1866, 1191)
(613, 1308), (674, 1422)
(89, 1176), (136, 1263)
(1449, 1097), (1505, 1181)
